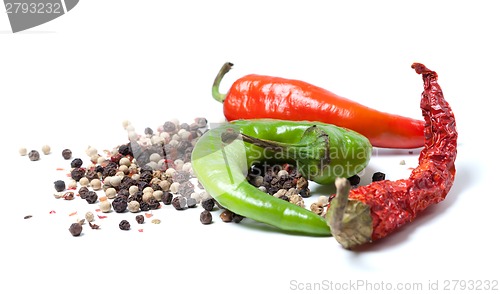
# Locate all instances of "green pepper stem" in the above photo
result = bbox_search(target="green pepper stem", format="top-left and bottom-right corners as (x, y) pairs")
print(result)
(212, 62), (233, 103)
(326, 178), (373, 249)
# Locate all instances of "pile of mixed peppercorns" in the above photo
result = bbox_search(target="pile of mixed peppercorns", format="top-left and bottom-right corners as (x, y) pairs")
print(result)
(46, 118), (237, 236)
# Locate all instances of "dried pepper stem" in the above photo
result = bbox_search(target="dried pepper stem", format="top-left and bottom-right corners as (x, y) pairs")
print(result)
(326, 63), (458, 249)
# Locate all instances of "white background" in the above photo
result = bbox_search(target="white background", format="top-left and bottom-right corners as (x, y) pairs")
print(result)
(1, 1), (499, 293)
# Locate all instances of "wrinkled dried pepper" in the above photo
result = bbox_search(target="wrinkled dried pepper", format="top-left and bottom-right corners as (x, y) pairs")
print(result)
(326, 63), (458, 249)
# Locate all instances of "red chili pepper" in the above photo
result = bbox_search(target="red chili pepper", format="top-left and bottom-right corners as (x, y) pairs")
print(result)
(212, 62), (425, 149)
(326, 63), (458, 249)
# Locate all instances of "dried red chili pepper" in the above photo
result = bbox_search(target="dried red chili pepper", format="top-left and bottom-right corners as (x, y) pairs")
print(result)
(212, 62), (425, 149)
(326, 63), (458, 249)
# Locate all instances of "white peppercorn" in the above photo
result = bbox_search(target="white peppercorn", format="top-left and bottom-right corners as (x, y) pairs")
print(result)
(142, 191), (154, 203)
(79, 177), (90, 187)
(118, 165), (129, 173)
(68, 180), (78, 190)
(90, 179), (102, 190)
(105, 187), (117, 199)
(170, 182), (180, 194)
(159, 180), (171, 191)
(119, 157), (131, 166)
(109, 176), (121, 187)
(277, 169), (289, 178)
(86, 146), (98, 157)
(129, 185), (139, 196)
(128, 200), (141, 213)
(99, 200), (112, 213)
(165, 168), (177, 178)
(153, 190), (164, 201)
(19, 147), (27, 156)
(85, 211), (95, 222)
(131, 174), (140, 181)
(149, 153), (162, 163)
(317, 196), (329, 207)
(199, 190), (211, 201)
(289, 194), (305, 208)
(41, 145), (51, 155)
(143, 187), (154, 194)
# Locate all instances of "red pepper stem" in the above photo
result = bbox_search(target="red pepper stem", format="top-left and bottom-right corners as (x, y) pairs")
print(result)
(327, 178), (373, 249)
(212, 62), (234, 103)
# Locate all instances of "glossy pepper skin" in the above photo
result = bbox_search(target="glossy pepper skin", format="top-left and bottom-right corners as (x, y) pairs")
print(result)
(191, 119), (372, 235)
(212, 62), (425, 149)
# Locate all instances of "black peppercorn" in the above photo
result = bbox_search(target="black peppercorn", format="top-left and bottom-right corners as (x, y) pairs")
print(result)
(69, 223), (83, 236)
(79, 186), (89, 199)
(136, 215), (145, 224)
(200, 210), (212, 225)
(54, 180), (66, 192)
(178, 181), (195, 197)
(28, 150), (40, 161)
(348, 174), (361, 186)
(85, 191), (98, 204)
(232, 214), (245, 223)
(163, 121), (176, 133)
(140, 201), (150, 211)
(187, 197), (197, 208)
(201, 198), (215, 211)
(70, 168), (86, 181)
(372, 172), (386, 182)
(147, 198), (161, 210)
(70, 158), (83, 168)
(144, 127), (154, 136)
(119, 220), (130, 230)
(112, 196), (128, 213)
(172, 196), (187, 210)
(62, 149), (72, 160)
(161, 192), (173, 205)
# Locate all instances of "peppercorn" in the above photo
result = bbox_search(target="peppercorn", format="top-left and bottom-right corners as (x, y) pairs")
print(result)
(178, 181), (195, 197)
(128, 200), (141, 213)
(161, 192), (173, 205)
(201, 198), (215, 211)
(79, 186), (89, 199)
(19, 147), (27, 156)
(232, 214), (244, 223)
(220, 210), (234, 222)
(119, 220), (131, 230)
(140, 201), (150, 211)
(70, 158), (83, 168)
(54, 180), (66, 192)
(69, 223), (83, 236)
(71, 168), (86, 181)
(28, 150), (40, 161)
(348, 174), (361, 186)
(172, 196), (187, 210)
(112, 196), (128, 213)
(85, 191), (98, 204)
(200, 210), (212, 224)
(372, 172), (386, 182)
(147, 198), (161, 210)
(136, 215), (145, 224)
(41, 145), (51, 155)
(187, 197), (197, 208)
(85, 211), (94, 222)
(62, 149), (72, 159)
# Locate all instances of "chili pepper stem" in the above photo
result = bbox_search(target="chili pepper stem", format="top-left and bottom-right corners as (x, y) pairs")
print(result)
(326, 178), (373, 249)
(240, 126), (331, 168)
(212, 62), (234, 103)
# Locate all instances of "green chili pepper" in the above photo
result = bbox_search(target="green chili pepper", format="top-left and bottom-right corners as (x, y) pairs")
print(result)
(191, 119), (371, 235)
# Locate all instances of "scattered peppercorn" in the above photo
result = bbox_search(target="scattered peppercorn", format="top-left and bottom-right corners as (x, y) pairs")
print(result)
(172, 196), (187, 210)
(24, 215), (32, 219)
(69, 223), (83, 236)
(119, 220), (131, 230)
(201, 198), (215, 211)
(187, 197), (197, 208)
(40, 145), (51, 155)
(232, 214), (244, 223)
(161, 192), (173, 205)
(200, 210), (212, 224)
(19, 147), (27, 156)
(70, 168), (86, 181)
(112, 197), (128, 213)
(136, 215), (145, 224)
(54, 180), (66, 192)
(220, 210), (234, 222)
(372, 172), (386, 182)
(62, 149), (72, 159)
(85, 191), (98, 204)
(79, 186), (90, 199)
(71, 158), (83, 168)
(28, 150), (40, 161)
(85, 211), (94, 222)
(348, 174), (361, 186)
